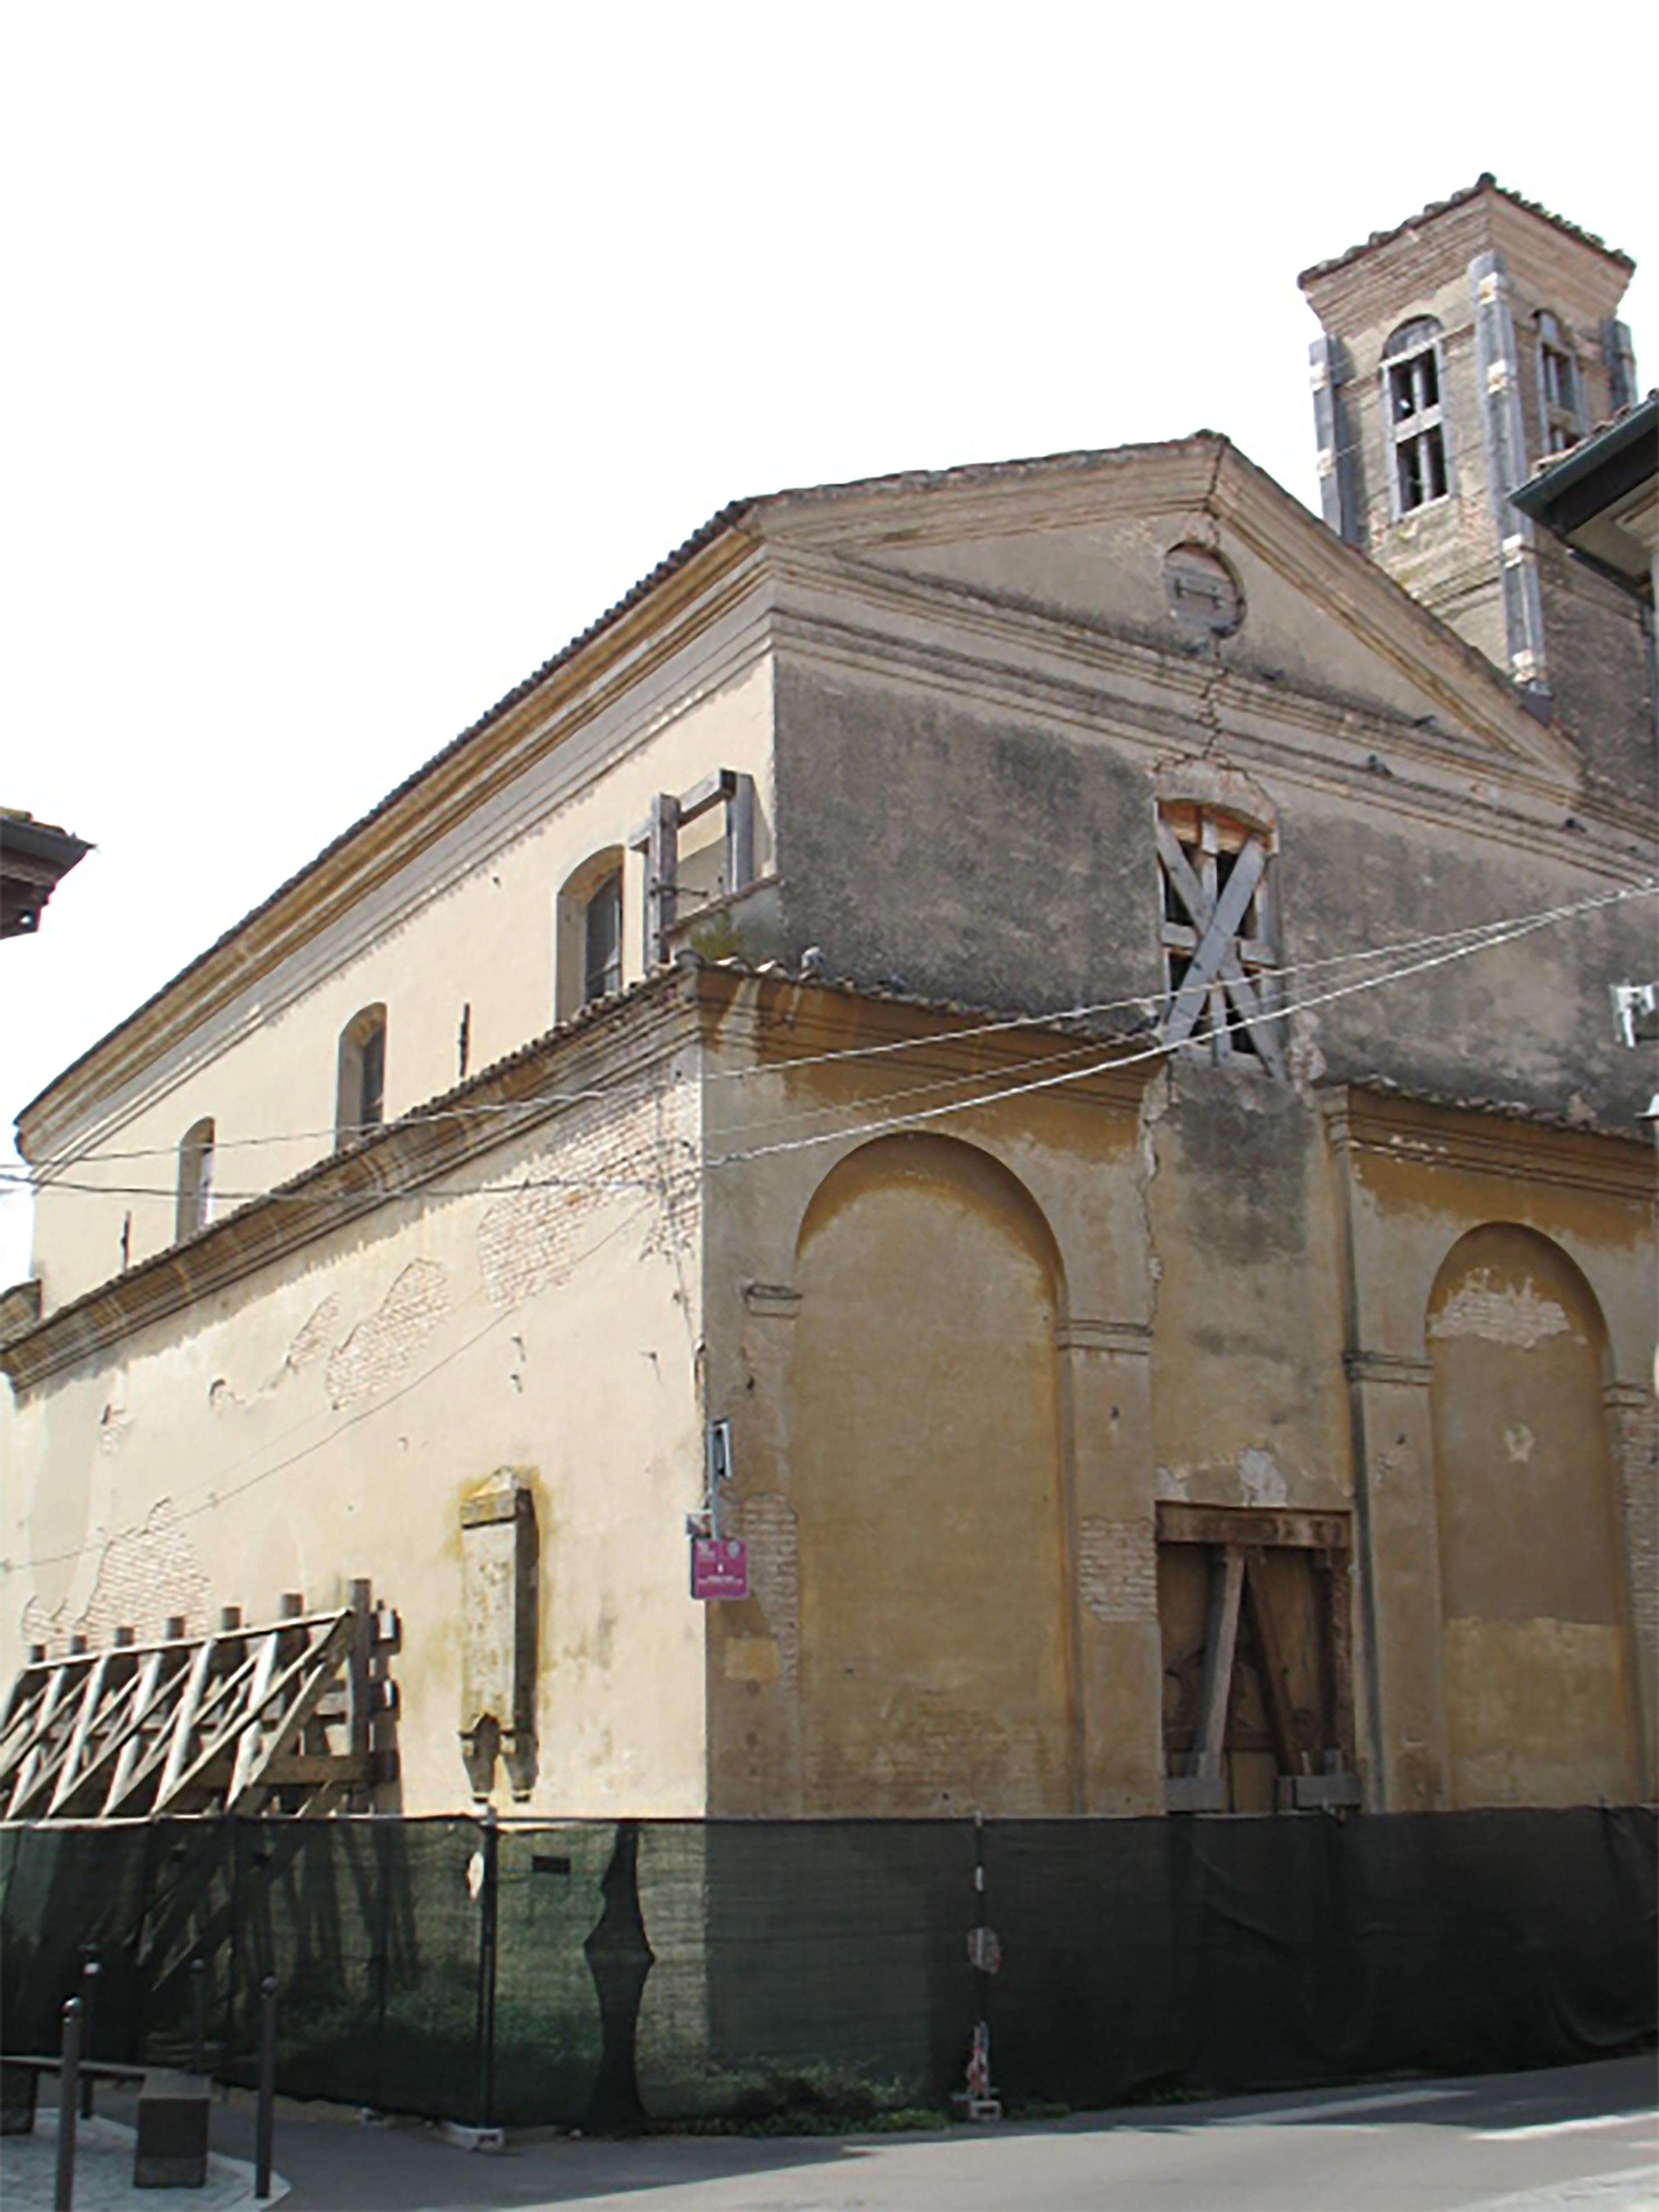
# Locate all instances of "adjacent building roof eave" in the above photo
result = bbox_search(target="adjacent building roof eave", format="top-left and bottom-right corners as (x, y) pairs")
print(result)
(1510, 394), (1657, 525)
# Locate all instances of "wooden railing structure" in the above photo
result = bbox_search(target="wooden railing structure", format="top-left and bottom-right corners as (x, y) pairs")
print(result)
(0, 1583), (398, 1820)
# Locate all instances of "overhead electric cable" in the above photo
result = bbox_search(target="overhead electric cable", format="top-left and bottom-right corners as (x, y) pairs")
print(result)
(19, 874), (1655, 1178)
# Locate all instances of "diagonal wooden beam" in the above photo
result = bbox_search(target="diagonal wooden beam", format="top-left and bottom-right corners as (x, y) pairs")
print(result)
(1242, 1552), (1303, 1777)
(226, 1626), (286, 1805)
(1160, 835), (1267, 1044)
(46, 1651), (118, 1815)
(96, 1650), (179, 1816)
(1193, 1547), (1246, 1779)
(154, 1615), (352, 1816)
(150, 1635), (220, 1809)
(225, 1616), (356, 1814)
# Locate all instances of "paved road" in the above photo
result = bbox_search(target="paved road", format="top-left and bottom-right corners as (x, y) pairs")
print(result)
(6, 2055), (1653, 2211)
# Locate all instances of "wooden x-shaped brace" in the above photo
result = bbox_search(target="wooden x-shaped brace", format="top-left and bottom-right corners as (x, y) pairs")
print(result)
(1157, 822), (1284, 1076)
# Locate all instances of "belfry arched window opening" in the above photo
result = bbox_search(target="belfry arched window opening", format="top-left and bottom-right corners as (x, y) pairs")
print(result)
(1383, 317), (1450, 515)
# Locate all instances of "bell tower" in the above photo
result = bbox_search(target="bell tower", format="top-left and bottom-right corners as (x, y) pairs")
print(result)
(1299, 175), (1651, 804)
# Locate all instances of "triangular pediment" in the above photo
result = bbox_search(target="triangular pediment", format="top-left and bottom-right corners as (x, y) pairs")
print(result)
(749, 438), (1582, 784)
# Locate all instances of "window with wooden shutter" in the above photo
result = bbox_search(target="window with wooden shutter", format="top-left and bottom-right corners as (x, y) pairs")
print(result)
(1157, 803), (1284, 1075)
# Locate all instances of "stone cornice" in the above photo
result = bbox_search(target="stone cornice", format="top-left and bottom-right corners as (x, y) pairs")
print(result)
(18, 532), (765, 1162)
(1343, 1350), (1434, 1389)
(1324, 1085), (1657, 1202)
(695, 965), (1156, 1124)
(3, 976), (699, 1397)
(1056, 1318), (1153, 1356)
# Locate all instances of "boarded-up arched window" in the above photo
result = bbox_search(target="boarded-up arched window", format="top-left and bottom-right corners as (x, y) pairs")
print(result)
(1157, 802), (1283, 1074)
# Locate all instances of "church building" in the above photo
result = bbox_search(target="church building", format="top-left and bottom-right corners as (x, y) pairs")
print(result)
(3, 178), (1653, 1831)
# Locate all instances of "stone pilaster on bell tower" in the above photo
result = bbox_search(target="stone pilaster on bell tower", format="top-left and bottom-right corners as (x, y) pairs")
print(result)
(1299, 176), (1652, 806)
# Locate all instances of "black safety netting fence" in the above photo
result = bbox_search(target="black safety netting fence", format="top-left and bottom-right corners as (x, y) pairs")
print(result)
(2, 1806), (1652, 2128)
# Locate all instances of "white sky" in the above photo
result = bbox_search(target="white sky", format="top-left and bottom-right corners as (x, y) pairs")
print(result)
(4, 4), (1655, 1287)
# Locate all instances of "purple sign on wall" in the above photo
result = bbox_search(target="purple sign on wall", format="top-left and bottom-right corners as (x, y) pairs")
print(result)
(691, 1537), (749, 1601)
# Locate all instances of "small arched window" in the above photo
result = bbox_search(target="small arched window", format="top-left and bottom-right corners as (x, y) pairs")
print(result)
(1382, 317), (1450, 515)
(176, 1118), (216, 1242)
(335, 1005), (387, 1148)
(584, 871), (624, 1005)
(556, 848), (627, 1022)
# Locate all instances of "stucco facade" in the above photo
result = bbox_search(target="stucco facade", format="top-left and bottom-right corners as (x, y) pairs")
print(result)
(4, 211), (1655, 1824)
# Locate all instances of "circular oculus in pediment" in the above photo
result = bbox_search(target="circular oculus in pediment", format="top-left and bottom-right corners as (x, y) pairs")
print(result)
(1163, 543), (1243, 636)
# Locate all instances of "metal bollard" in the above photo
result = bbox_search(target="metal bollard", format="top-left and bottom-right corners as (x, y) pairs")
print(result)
(54, 1997), (81, 2212)
(190, 1957), (206, 2077)
(78, 1953), (100, 2120)
(254, 1975), (277, 2201)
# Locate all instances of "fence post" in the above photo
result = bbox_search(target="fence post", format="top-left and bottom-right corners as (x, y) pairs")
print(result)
(222, 1820), (242, 2083)
(255, 1975), (277, 2200)
(474, 1807), (499, 2131)
(78, 1952), (100, 2119)
(190, 1956), (206, 2077)
(54, 1996), (81, 2212)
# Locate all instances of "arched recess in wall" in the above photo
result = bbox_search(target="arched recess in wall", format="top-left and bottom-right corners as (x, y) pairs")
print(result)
(555, 847), (625, 1023)
(1426, 1223), (1637, 1808)
(175, 1118), (215, 1242)
(335, 1005), (387, 1149)
(788, 1132), (1075, 1816)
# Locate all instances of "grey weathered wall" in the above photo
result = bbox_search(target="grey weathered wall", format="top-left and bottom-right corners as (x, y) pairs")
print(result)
(772, 659), (1158, 1016)
(774, 658), (1655, 1128)
(1276, 796), (1655, 1126)
(1536, 543), (1657, 811)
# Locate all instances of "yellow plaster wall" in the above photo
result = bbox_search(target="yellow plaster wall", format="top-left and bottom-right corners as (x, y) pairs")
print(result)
(1331, 1099), (1656, 1810)
(26, 658), (773, 1314)
(696, 977), (1162, 1818)
(1429, 1224), (1639, 1807)
(788, 1134), (1073, 1815)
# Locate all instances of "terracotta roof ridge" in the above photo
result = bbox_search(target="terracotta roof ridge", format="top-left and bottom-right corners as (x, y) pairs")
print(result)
(1298, 174), (1634, 289)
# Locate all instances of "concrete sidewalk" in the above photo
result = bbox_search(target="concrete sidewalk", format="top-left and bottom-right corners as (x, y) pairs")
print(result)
(2, 2057), (1653, 2212)
(0, 2105), (286, 2210)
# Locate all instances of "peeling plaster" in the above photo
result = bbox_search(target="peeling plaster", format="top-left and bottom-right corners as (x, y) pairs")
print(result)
(1430, 1274), (1574, 1350)
(21, 1497), (210, 1654)
(1138, 1068), (1172, 1321)
(327, 1259), (451, 1411)
(1239, 1446), (1290, 1507)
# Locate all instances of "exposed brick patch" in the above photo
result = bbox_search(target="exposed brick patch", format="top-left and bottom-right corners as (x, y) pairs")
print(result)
(476, 1086), (698, 1309)
(1608, 1385), (1658, 1666)
(286, 1296), (340, 1374)
(326, 1260), (449, 1410)
(1429, 1275), (1572, 1348)
(1078, 1516), (1157, 1624)
(742, 1494), (799, 1689)
(22, 1498), (211, 1654)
